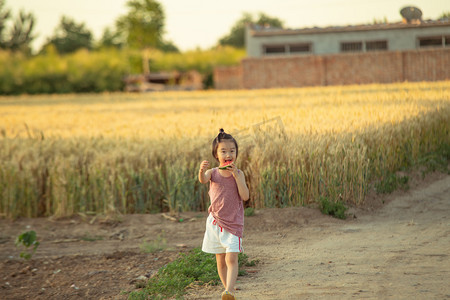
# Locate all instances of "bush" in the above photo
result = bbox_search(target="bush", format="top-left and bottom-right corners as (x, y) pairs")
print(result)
(318, 197), (347, 219)
(0, 48), (129, 94)
(0, 46), (245, 94)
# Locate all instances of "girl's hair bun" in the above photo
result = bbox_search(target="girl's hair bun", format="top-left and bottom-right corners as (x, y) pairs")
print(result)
(219, 128), (224, 134)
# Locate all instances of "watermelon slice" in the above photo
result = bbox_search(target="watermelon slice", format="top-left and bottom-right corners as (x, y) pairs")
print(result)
(219, 161), (233, 170)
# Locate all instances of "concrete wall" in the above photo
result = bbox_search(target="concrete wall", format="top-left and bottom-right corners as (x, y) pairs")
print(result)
(213, 48), (450, 89)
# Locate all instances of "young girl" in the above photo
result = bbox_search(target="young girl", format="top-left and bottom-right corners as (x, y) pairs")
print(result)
(198, 128), (250, 300)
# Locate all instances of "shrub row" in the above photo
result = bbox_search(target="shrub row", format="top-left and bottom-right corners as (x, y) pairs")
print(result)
(0, 46), (245, 95)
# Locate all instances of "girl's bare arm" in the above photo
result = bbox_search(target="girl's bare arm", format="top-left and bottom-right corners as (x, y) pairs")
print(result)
(198, 160), (212, 184)
(233, 170), (249, 201)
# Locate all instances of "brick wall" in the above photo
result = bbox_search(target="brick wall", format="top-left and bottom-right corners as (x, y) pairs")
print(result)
(213, 66), (243, 90)
(403, 49), (450, 82)
(242, 56), (325, 89)
(324, 51), (404, 85)
(214, 48), (450, 89)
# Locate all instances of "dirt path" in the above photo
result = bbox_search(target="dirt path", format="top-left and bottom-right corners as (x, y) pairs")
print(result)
(187, 173), (450, 299)
(1, 172), (449, 299)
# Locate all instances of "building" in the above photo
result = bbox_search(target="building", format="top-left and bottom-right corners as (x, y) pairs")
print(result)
(214, 7), (450, 90)
(124, 71), (203, 92)
(245, 21), (450, 57)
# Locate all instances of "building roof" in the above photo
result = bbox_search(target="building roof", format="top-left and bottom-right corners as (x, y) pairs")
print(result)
(249, 20), (450, 37)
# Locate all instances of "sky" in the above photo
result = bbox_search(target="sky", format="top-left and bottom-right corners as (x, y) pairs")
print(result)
(6, 0), (450, 52)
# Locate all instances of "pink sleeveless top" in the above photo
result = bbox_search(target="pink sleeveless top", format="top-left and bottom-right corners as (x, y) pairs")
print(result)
(208, 168), (244, 238)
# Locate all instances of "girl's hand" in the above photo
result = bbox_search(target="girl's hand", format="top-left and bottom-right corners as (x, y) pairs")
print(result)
(226, 163), (239, 178)
(199, 160), (210, 173)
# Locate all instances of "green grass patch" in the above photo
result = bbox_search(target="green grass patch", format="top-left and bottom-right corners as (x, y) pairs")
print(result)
(318, 197), (348, 220)
(127, 248), (257, 299)
(375, 172), (409, 194)
(244, 207), (255, 217)
(373, 146), (448, 195)
(416, 145), (450, 177)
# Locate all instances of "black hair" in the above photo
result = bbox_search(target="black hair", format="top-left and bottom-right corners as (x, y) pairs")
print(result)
(212, 128), (238, 161)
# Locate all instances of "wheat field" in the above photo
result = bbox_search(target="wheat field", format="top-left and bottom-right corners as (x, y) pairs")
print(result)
(1, 81), (449, 218)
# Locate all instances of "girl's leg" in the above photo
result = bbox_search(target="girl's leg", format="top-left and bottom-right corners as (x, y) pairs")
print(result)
(225, 252), (239, 293)
(216, 253), (227, 289)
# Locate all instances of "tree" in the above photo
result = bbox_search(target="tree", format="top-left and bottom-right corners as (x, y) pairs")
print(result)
(115, 0), (178, 52)
(219, 12), (284, 48)
(158, 40), (179, 52)
(0, 0), (11, 44)
(438, 12), (450, 20)
(0, 0), (36, 53)
(5, 10), (35, 52)
(116, 0), (163, 49)
(42, 16), (93, 54)
(97, 26), (125, 50)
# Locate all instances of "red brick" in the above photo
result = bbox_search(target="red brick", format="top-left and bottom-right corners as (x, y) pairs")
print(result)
(213, 48), (450, 89)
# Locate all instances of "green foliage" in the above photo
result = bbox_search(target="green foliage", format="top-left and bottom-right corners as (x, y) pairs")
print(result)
(147, 46), (245, 73)
(116, 0), (173, 51)
(41, 16), (93, 54)
(128, 248), (257, 299)
(15, 230), (39, 260)
(244, 207), (255, 217)
(318, 197), (347, 220)
(238, 252), (259, 275)
(219, 12), (284, 48)
(438, 11), (450, 20)
(372, 17), (388, 24)
(0, 48), (128, 94)
(417, 143), (450, 176)
(0, 0), (35, 54)
(0, 46), (244, 94)
(0, 0), (10, 36)
(97, 27), (125, 50)
(4, 10), (35, 52)
(374, 172), (409, 194)
(129, 248), (220, 299)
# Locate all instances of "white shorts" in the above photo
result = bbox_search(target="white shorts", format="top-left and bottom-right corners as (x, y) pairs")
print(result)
(202, 214), (243, 254)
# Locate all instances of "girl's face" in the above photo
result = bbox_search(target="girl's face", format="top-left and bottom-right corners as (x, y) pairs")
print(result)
(216, 140), (237, 165)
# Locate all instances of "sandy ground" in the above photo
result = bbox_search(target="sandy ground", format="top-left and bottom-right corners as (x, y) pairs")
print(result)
(1, 172), (449, 299)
